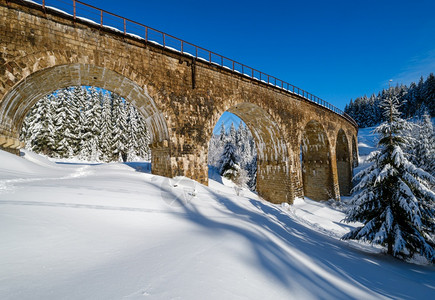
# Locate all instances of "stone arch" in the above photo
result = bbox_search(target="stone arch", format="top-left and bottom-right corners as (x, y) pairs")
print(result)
(209, 102), (293, 204)
(336, 129), (351, 196)
(0, 63), (171, 177)
(0, 63), (168, 143)
(352, 135), (358, 168)
(300, 120), (333, 201)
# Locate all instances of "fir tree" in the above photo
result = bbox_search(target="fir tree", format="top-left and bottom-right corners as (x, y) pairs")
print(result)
(31, 95), (56, 155)
(99, 91), (113, 162)
(69, 86), (86, 155)
(343, 91), (435, 262)
(53, 89), (75, 158)
(219, 141), (239, 181)
(411, 111), (435, 176)
(111, 93), (127, 162)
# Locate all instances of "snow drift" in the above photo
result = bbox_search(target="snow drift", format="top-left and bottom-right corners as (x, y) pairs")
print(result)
(0, 147), (434, 299)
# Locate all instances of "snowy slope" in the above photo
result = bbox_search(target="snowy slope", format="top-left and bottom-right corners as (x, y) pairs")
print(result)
(1, 147), (434, 299)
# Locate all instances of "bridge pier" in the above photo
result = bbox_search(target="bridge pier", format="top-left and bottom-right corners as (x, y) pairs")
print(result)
(149, 140), (172, 179)
(0, 134), (23, 155)
(257, 159), (293, 204)
(329, 150), (342, 201)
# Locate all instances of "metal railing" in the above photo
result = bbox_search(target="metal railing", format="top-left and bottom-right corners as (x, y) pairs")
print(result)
(19, 0), (357, 127)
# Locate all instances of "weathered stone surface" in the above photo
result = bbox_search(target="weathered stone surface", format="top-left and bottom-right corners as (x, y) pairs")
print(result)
(0, 0), (358, 204)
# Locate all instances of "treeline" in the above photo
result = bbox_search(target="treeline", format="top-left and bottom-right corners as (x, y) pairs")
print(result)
(208, 122), (257, 190)
(345, 73), (435, 127)
(20, 86), (150, 162)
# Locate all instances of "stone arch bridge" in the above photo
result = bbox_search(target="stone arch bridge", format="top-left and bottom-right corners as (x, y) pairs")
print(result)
(0, 0), (358, 204)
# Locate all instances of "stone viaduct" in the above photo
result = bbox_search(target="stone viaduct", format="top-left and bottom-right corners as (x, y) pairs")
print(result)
(0, 0), (358, 204)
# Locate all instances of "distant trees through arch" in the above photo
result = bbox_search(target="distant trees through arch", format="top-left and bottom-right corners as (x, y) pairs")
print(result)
(20, 86), (150, 162)
(208, 112), (257, 190)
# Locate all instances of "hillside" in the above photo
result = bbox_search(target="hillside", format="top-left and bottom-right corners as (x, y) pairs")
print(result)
(0, 130), (434, 299)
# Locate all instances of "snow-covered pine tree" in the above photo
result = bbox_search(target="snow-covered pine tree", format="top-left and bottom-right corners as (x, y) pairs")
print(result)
(99, 91), (113, 162)
(69, 86), (87, 156)
(78, 88), (91, 161)
(208, 123), (226, 169)
(218, 123), (226, 145)
(136, 110), (151, 160)
(111, 92), (128, 162)
(79, 87), (102, 161)
(235, 121), (246, 162)
(125, 102), (137, 161)
(53, 89), (75, 158)
(219, 141), (240, 181)
(422, 73), (435, 116)
(20, 98), (40, 149)
(343, 90), (435, 262)
(31, 94), (56, 156)
(411, 111), (435, 176)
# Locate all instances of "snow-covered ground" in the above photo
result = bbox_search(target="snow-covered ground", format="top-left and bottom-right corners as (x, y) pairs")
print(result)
(1, 130), (434, 299)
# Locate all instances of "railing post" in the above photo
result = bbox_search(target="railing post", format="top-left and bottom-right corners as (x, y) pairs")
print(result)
(42, 0), (45, 10)
(221, 56), (223, 67)
(181, 41), (183, 54)
(73, 0), (76, 20)
(163, 34), (165, 48)
(123, 18), (126, 35)
(232, 61), (234, 71)
(209, 51), (211, 63)
(100, 10), (103, 27)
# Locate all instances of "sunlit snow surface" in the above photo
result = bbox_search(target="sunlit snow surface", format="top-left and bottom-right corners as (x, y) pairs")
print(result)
(1, 144), (434, 299)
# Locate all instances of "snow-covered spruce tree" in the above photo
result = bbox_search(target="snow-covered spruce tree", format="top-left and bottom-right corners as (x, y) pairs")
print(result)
(98, 91), (113, 162)
(79, 87), (102, 161)
(20, 98), (40, 149)
(69, 86), (87, 156)
(219, 141), (240, 181)
(411, 111), (435, 176)
(53, 89), (76, 158)
(136, 111), (151, 160)
(125, 102), (137, 161)
(111, 92), (128, 162)
(31, 95), (57, 156)
(343, 91), (435, 262)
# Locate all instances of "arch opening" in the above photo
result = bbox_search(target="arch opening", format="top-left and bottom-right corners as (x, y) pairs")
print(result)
(208, 103), (293, 204)
(336, 129), (351, 196)
(20, 86), (151, 164)
(0, 63), (171, 176)
(208, 112), (257, 191)
(300, 120), (333, 201)
(0, 64), (168, 144)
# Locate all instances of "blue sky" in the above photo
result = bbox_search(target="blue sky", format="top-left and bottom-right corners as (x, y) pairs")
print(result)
(48, 0), (435, 130)
(77, 0), (435, 108)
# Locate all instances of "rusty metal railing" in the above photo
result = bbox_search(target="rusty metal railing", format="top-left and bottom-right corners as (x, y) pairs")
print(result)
(20, 0), (357, 127)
